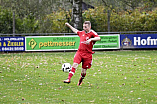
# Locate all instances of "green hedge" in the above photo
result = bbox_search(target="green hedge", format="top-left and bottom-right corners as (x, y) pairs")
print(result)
(40, 6), (157, 33)
(0, 7), (39, 34)
(82, 7), (157, 32)
(1, 6), (157, 34)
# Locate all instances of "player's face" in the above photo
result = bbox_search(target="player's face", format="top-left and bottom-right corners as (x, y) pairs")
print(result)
(83, 24), (91, 32)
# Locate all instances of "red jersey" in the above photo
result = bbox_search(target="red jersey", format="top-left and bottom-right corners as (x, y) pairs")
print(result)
(77, 30), (100, 54)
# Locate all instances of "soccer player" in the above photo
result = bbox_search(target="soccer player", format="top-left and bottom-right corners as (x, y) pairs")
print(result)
(64, 21), (101, 85)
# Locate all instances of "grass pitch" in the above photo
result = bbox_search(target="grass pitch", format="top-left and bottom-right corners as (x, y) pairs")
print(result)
(0, 50), (157, 104)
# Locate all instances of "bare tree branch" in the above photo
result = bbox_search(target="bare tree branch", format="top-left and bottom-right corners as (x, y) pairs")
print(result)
(101, 0), (109, 7)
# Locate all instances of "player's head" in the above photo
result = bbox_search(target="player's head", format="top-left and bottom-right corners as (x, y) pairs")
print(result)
(83, 21), (91, 32)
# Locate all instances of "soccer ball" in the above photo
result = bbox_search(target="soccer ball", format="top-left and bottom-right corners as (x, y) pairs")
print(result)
(62, 63), (71, 73)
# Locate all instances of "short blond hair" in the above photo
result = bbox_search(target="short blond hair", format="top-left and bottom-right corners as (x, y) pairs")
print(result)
(83, 21), (91, 27)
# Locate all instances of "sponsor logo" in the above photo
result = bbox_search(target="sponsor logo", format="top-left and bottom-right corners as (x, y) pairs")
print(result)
(29, 39), (37, 49)
(121, 36), (132, 47)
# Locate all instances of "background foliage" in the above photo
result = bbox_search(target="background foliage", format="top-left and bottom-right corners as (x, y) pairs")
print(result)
(0, 0), (157, 34)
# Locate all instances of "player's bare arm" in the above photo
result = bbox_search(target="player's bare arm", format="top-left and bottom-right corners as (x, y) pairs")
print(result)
(65, 23), (78, 34)
(86, 37), (101, 44)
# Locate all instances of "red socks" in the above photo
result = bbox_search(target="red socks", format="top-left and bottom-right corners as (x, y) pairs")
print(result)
(68, 67), (87, 81)
(68, 67), (75, 80)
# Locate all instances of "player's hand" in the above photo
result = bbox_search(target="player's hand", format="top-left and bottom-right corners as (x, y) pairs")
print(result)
(65, 23), (70, 27)
(86, 39), (91, 44)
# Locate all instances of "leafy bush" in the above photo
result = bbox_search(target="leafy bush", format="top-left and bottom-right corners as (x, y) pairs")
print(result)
(1, 5), (157, 34)
(82, 6), (157, 32)
(39, 9), (71, 33)
(82, 7), (108, 32)
(0, 8), (13, 34)
(0, 7), (39, 34)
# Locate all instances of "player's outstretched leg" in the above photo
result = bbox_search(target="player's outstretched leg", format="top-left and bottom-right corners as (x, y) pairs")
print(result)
(77, 77), (84, 85)
(77, 73), (86, 86)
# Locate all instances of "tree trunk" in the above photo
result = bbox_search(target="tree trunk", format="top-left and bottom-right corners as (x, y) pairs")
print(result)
(72, 0), (82, 30)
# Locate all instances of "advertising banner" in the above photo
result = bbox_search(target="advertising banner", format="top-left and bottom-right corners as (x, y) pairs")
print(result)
(26, 35), (120, 51)
(0, 37), (25, 51)
(120, 34), (157, 49)
(25, 36), (80, 51)
(94, 34), (120, 49)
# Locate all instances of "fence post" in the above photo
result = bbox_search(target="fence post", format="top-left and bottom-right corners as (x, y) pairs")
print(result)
(13, 11), (15, 36)
(108, 10), (110, 33)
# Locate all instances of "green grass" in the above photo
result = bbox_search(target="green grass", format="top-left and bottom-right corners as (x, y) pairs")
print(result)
(0, 50), (157, 104)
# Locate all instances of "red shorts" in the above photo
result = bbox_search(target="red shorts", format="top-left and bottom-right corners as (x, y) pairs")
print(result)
(73, 51), (92, 69)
